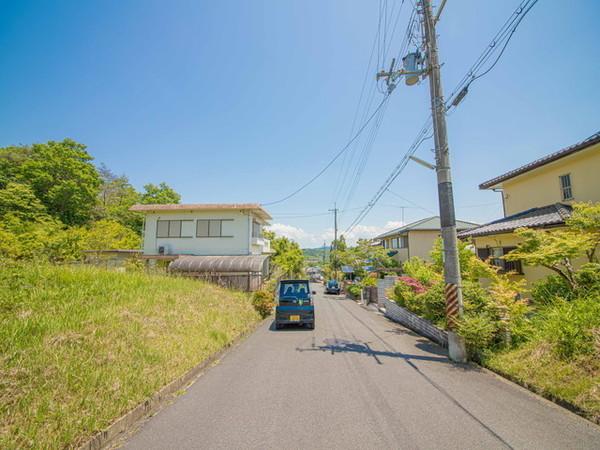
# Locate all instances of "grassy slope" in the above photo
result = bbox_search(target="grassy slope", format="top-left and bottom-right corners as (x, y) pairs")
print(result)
(0, 264), (261, 449)
(483, 341), (600, 423)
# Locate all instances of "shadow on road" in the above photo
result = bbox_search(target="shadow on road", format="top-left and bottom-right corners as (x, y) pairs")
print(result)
(296, 337), (448, 365)
(268, 321), (312, 332)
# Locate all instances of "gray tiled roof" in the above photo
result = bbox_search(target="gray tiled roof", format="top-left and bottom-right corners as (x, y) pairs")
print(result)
(479, 131), (600, 189)
(375, 216), (479, 240)
(458, 203), (572, 239)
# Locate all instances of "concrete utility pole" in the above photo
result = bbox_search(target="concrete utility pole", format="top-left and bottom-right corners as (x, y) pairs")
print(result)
(421, 0), (467, 362)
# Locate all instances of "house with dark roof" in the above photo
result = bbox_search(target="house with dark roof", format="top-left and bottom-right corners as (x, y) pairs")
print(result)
(374, 216), (479, 264)
(459, 131), (600, 284)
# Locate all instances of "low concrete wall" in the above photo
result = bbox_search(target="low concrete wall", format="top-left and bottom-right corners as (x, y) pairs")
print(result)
(383, 298), (448, 348)
(377, 276), (397, 309)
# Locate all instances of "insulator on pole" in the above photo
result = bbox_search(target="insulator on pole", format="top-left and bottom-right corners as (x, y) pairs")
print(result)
(451, 86), (469, 107)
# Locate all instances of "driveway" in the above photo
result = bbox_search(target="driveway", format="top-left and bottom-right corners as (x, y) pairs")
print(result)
(124, 284), (600, 449)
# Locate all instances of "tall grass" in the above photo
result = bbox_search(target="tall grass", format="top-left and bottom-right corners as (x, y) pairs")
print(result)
(0, 263), (260, 448)
(483, 295), (600, 423)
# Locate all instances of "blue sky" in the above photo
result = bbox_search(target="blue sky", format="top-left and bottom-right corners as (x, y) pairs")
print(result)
(1, 1), (598, 247)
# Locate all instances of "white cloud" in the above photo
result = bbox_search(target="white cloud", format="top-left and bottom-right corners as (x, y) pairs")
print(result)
(267, 223), (319, 245)
(267, 220), (404, 248)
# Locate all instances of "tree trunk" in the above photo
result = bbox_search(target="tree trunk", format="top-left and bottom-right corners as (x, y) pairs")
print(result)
(544, 263), (576, 290)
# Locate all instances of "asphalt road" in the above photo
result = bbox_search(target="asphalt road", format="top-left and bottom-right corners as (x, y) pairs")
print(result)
(124, 284), (600, 449)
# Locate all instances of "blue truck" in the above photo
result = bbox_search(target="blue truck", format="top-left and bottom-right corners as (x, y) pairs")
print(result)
(275, 280), (315, 329)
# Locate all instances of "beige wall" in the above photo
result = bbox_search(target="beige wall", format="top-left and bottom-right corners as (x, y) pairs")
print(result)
(391, 248), (409, 264)
(408, 230), (440, 261)
(501, 143), (600, 216)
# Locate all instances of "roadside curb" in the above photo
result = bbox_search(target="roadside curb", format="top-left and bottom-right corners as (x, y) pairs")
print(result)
(474, 362), (600, 427)
(79, 317), (268, 450)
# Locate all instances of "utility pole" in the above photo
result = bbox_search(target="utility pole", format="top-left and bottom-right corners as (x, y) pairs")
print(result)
(329, 204), (339, 279)
(322, 241), (327, 265)
(421, 0), (467, 362)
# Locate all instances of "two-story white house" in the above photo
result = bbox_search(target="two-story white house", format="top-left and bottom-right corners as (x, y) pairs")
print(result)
(129, 203), (272, 291)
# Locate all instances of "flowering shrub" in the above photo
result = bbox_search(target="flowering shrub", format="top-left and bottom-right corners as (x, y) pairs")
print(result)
(397, 276), (427, 294)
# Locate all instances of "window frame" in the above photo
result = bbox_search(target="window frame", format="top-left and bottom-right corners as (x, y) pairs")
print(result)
(559, 173), (573, 201)
(196, 219), (234, 238)
(156, 219), (193, 238)
(399, 235), (408, 249)
(252, 220), (262, 239)
(480, 246), (523, 275)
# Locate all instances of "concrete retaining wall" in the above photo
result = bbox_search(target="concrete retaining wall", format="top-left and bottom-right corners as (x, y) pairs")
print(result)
(383, 298), (448, 347)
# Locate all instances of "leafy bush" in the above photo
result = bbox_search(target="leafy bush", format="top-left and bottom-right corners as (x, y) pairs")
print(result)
(411, 282), (446, 325)
(531, 263), (600, 305)
(530, 275), (573, 305)
(462, 280), (491, 314)
(538, 296), (600, 359)
(576, 263), (600, 294)
(361, 275), (377, 287)
(457, 313), (498, 357)
(81, 219), (141, 250)
(401, 257), (440, 285)
(391, 281), (415, 308)
(431, 237), (498, 282)
(347, 284), (362, 298)
(251, 290), (275, 318)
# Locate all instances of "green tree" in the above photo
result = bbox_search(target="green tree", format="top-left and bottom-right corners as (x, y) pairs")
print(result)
(14, 139), (101, 225)
(566, 202), (600, 262)
(0, 182), (48, 222)
(0, 146), (31, 189)
(338, 238), (397, 277)
(431, 237), (498, 281)
(96, 165), (143, 231)
(504, 228), (594, 290)
(269, 233), (305, 278)
(81, 219), (141, 250)
(140, 182), (181, 204)
(0, 215), (83, 262)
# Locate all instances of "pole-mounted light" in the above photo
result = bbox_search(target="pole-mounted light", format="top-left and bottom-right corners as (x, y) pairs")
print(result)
(409, 155), (436, 171)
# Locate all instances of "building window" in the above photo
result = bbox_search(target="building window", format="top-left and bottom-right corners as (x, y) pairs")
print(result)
(156, 220), (192, 238)
(252, 220), (262, 238)
(559, 174), (573, 200)
(399, 235), (408, 249)
(477, 246), (523, 274)
(390, 238), (399, 249)
(196, 219), (233, 238)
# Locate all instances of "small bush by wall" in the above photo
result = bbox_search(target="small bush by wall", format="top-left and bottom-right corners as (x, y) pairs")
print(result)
(251, 289), (275, 318)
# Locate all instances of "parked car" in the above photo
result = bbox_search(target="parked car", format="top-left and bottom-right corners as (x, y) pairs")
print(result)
(275, 280), (316, 329)
(325, 279), (341, 295)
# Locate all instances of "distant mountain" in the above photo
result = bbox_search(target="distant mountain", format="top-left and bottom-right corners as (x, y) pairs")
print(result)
(303, 247), (329, 263)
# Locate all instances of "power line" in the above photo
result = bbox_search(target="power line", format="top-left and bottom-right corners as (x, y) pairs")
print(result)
(261, 94), (390, 207)
(385, 188), (437, 214)
(445, 0), (539, 110)
(467, 0), (538, 87)
(342, 0), (540, 234)
(343, 118), (433, 234)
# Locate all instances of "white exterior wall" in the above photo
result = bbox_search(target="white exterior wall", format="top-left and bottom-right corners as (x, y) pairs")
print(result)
(143, 210), (268, 256)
